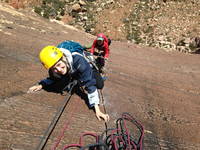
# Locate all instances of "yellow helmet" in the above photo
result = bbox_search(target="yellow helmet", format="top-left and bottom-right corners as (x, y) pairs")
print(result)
(39, 46), (63, 69)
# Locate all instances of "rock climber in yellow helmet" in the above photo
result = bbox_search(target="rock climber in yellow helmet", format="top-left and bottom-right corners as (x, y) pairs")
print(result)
(28, 44), (109, 122)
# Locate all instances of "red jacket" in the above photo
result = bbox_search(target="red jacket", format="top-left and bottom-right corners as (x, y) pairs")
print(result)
(90, 33), (109, 59)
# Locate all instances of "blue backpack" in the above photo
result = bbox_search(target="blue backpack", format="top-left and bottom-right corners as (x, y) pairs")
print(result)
(57, 40), (85, 55)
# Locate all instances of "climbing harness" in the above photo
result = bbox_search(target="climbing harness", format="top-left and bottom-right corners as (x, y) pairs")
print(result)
(84, 51), (100, 71)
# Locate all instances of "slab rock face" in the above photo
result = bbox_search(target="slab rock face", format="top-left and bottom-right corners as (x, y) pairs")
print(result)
(0, 3), (200, 150)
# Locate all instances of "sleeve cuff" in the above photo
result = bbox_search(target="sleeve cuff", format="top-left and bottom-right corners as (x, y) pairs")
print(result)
(87, 89), (99, 107)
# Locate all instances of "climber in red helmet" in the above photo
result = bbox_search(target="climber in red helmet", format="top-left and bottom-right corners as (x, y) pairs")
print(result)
(90, 33), (111, 59)
(90, 33), (111, 73)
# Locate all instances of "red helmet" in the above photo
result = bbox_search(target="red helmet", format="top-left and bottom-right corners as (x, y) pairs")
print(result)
(97, 33), (105, 41)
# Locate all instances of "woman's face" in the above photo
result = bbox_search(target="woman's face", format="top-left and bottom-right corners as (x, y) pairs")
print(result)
(51, 60), (67, 75)
(97, 40), (103, 46)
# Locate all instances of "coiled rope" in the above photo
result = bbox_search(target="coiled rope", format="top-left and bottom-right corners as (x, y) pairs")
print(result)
(100, 112), (144, 150)
(62, 112), (144, 150)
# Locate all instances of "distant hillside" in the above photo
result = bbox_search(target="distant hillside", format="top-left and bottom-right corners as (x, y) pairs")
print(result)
(4, 0), (200, 53)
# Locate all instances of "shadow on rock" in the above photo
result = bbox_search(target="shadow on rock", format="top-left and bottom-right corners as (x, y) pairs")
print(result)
(42, 79), (92, 110)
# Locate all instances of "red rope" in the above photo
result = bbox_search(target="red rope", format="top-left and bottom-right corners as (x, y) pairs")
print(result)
(62, 132), (99, 150)
(51, 99), (76, 150)
(58, 113), (144, 150)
